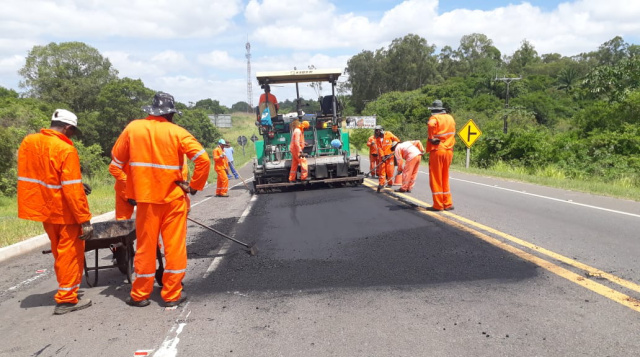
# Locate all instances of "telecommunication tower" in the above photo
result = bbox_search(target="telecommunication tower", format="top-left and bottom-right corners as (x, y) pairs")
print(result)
(246, 40), (253, 112)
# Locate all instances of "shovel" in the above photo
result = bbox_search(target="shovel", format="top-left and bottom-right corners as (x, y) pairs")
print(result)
(187, 217), (258, 256)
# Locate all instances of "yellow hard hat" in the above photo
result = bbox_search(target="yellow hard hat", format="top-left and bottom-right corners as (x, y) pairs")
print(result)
(301, 121), (310, 129)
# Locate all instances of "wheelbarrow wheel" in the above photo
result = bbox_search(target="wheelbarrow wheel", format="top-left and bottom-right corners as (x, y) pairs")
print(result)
(114, 246), (128, 275)
(84, 249), (99, 287)
(155, 246), (164, 287)
(125, 241), (135, 284)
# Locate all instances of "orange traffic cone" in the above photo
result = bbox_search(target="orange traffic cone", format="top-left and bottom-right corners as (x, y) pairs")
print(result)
(394, 173), (403, 186)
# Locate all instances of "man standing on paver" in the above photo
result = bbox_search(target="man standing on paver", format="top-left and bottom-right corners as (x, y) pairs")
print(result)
(17, 109), (94, 315)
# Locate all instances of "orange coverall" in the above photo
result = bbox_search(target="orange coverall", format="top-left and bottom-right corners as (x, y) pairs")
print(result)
(289, 126), (308, 181)
(366, 135), (379, 173)
(111, 115), (210, 304)
(108, 161), (135, 220)
(376, 131), (400, 186)
(17, 129), (92, 304)
(394, 140), (425, 192)
(427, 113), (456, 210)
(213, 146), (229, 196)
(259, 93), (279, 111)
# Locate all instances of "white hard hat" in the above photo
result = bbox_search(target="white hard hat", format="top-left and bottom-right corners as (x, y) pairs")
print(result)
(51, 109), (78, 127)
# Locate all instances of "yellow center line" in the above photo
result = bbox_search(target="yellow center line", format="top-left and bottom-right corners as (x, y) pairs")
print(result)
(363, 180), (640, 313)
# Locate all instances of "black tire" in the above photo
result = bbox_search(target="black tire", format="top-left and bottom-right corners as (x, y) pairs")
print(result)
(114, 246), (128, 275)
(84, 249), (98, 287)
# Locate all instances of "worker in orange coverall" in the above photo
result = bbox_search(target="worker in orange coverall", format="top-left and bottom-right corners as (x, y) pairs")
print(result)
(392, 140), (425, 193)
(108, 161), (135, 220)
(17, 109), (94, 315)
(374, 125), (400, 192)
(213, 139), (230, 197)
(111, 91), (210, 308)
(427, 99), (456, 211)
(366, 134), (379, 178)
(289, 120), (309, 182)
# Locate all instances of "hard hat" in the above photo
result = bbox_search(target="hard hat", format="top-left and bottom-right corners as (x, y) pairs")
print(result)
(374, 125), (385, 137)
(51, 109), (78, 127)
(330, 139), (342, 149)
(218, 139), (226, 145)
(301, 121), (310, 129)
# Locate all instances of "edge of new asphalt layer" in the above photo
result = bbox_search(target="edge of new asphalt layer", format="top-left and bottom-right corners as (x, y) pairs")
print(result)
(0, 211), (116, 264)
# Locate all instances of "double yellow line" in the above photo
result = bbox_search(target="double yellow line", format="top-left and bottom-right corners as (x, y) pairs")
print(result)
(363, 179), (640, 313)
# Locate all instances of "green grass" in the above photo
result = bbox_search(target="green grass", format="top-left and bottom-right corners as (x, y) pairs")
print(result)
(216, 112), (259, 174)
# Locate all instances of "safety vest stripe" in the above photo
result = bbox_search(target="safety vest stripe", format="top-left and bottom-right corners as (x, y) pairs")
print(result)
(58, 283), (80, 291)
(18, 177), (62, 189)
(190, 149), (205, 161)
(113, 156), (124, 164)
(432, 191), (450, 195)
(129, 162), (182, 170)
(110, 160), (123, 169)
(61, 179), (82, 185)
(137, 273), (155, 278)
(164, 269), (186, 274)
(434, 132), (455, 138)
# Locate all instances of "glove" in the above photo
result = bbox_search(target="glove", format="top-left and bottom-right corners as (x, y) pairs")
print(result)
(175, 180), (197, 195)
(127, 198), (137, 206)
(79, 221), (94, 241)
(83, 183), (92, 195)
(397, 169), (403, 174)
(429, 138), (441, 145)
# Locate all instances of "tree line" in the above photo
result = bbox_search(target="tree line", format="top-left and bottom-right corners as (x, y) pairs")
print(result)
(344, 33), (640, 189)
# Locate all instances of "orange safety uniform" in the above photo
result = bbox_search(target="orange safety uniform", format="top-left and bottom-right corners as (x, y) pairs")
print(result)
(394, 140), (425, 192)
(108, 161), (135, 220)
(427, 113), (456, 210)
(111, 115), (210, 304)
(366, 135), (379, 173)
(376, 131), (400, 186)
(259, 93), (279, 111)
(289, 126), (308, 181)
(17, 129), (91, 304)
(213, 146), (229, 196)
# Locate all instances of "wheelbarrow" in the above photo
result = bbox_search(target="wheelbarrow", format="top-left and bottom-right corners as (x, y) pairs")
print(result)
(82, 219), (137, 287)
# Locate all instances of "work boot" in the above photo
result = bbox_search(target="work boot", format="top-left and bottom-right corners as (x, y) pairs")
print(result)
(395, 188), (407, 193)
(165, 291), (188, 307)
(216, 193), (229, 197)
(444, 206), (455, 211)
(54, 298), (92, 315)
(126, 297), (150, 307)
(377, 185), (383, 193)
(386, 182), (393, 188)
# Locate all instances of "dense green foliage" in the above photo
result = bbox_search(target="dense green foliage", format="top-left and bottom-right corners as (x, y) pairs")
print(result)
(0, 41), (226, 197)
(346, 34), (640, 189)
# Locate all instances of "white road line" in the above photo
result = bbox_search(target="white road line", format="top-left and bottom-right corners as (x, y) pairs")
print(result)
(7, 270), (48, 292)
(153, 307), (191, 357)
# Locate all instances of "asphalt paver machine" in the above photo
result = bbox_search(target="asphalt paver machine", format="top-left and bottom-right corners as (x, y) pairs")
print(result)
(253, 68), (363, 193)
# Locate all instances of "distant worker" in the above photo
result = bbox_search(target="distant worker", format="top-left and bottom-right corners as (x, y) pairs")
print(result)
(259, 84), (279, 114)
(111, 91), (210, 308)
(289, 120), (309, 182)
(224, 143), (240, 180)
(427, 99), (456, 211)
(392, 140), (425, 193)
(17, 109), (94, 315)
(213, 139), (231, 197)
(108, 159), (135, 220)
(366, 134), (379, 178)
(374, 125), (400, 192)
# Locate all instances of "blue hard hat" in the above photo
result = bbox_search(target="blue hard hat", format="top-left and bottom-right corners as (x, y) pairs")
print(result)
(331, 139), (342, 149)
(218, 139), (226, 145)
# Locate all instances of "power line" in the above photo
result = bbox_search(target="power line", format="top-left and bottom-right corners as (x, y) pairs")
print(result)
(495, 75), (521, 133)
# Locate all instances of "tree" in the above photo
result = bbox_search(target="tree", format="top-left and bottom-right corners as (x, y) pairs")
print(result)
(18, 42), (118, 112)
(508, 39), (540, 74)
(386, 34), (439, 90)
(174, 109), (221, 148)
(193, 98), (227, 114)
(231, 101), (251, 112)
(595, 36), (629, 66)
(346, 49), (388, 112)
(457, 33), (502, 75)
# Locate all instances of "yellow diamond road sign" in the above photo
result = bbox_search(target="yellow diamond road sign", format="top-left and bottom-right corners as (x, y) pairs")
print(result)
(458, 119), (482, 148)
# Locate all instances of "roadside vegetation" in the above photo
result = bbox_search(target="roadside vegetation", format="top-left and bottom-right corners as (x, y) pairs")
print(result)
(2, 33), (639, 247)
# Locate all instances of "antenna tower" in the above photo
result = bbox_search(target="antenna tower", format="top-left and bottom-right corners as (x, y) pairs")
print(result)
(246, 39), (253, 112)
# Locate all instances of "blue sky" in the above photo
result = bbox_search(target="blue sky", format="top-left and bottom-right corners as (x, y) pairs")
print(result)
(1, 0), (639, 108)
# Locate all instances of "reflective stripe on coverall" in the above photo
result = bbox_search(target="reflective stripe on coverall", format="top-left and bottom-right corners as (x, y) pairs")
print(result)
(394, 140), (425, 192)
(213, 146), (229, 195)
(289, 127), (308, 181)
(376, 131), (400, 186)
(367, 135), (379, 172)
(17, 129), (91, 304)
(108, 161), (134, 220)
(427, 113), (456, 210)
(111, 115), (210, 303)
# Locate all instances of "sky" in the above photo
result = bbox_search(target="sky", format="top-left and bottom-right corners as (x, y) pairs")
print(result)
(1, 0), (639, 109)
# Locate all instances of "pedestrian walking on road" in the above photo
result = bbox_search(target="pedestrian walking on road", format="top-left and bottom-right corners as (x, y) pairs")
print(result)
(392, 140), (425, 193)
(213, 139), (231, 197)
(426, 100), (456, 211)
(111, 91), (210, 308)
(224, 144), (240, 179)
(17, 109), (94, 315)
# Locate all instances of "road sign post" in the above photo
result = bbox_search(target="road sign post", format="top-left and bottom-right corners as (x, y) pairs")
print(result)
(237, 135), (248, 156)
(457, 119), (482, 169)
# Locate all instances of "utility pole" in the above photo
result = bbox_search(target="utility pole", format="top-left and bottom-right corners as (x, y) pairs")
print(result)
(246, 38), (253, 113)
(495, 76), (521, 133)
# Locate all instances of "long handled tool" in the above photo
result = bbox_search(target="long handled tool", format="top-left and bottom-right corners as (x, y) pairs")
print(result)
(187, 217), (258, 256)
(364, 153), (393, 178)
(236, 173), (254, 194)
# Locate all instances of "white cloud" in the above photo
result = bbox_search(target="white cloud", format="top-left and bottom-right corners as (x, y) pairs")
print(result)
(197, 51), (245, 70)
